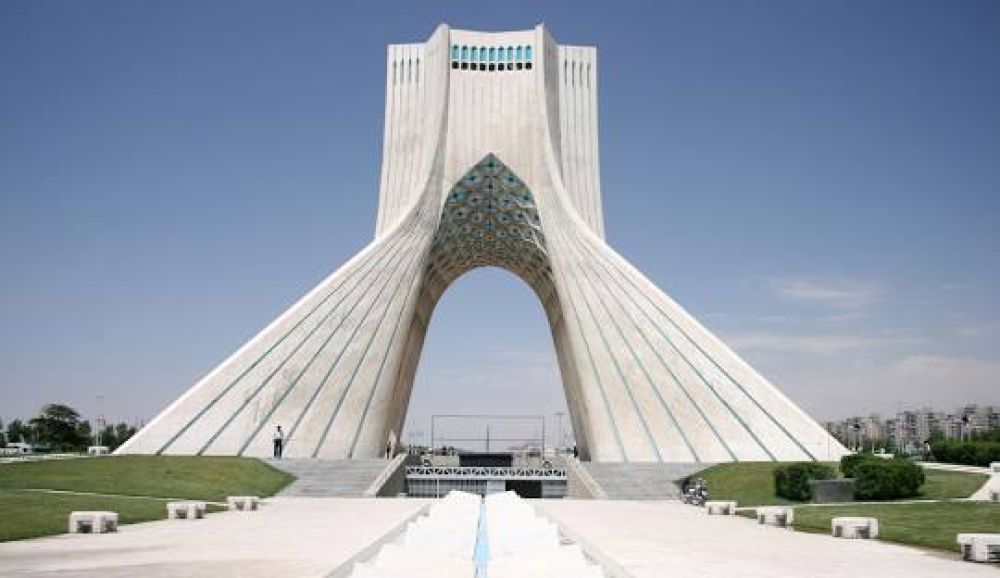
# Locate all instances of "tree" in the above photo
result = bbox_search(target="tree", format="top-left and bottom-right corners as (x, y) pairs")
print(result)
(97, 422), (137, 450)
(29, 404), (88, 451)
(5, 419), (33, 445)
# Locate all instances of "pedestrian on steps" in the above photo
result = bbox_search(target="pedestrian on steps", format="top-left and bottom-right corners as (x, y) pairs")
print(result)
(273, 425), (284, 459)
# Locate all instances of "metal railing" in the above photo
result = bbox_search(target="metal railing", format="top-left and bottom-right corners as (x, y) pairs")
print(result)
(405, 465), (566, 480)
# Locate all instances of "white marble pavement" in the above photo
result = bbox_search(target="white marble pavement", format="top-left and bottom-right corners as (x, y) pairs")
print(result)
(3, 497), (995, 577)
(0, 497), (429, 577)
(536, 499), (996, 578)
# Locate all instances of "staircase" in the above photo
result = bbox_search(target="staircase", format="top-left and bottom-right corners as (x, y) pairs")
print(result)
(264, 458), (391, 497)
(581, 462), (709, 500)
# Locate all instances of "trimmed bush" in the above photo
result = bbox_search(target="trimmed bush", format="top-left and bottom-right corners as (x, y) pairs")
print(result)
(931, 440), (1000, 467)
(840, 453), (881, 478)
(853, 458), (925, 500)
(774, 462), (835, 501)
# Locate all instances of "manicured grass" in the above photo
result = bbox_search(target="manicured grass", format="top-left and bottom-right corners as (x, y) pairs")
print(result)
(0, 456), (289, 542)
(791, 502), (1000, 552)
(0, 456), (293, 502)
(918, 469), (989, 500)
(691, 462), (987, 506)
(0, 489), (226, 542)
(692, 462), (837, 506)
(0, 489), (167, 542)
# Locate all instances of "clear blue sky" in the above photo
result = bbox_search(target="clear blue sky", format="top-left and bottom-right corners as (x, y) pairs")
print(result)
(1, 1), (998, 445)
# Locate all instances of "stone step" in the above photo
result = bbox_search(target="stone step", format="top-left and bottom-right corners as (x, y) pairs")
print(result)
(581, 462), (709, 500)
(264, 458), (391, 497)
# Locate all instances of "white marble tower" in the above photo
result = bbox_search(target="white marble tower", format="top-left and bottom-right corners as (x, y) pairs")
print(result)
(118, 25), (848, 463)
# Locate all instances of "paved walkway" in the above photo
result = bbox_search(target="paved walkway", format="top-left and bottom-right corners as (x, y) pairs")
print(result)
(2, 497), (996, 577)
(535, 500), (996, 578)
(0, 497), (429, 577)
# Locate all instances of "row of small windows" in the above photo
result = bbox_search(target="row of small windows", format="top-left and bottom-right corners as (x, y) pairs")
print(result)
(564, 60), (591, 88)
(450, 44), (533, 71)
(392, 58), (420, 84)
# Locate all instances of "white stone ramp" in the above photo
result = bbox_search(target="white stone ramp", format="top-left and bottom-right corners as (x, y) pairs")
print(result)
(348, 490), (478, 578)
(0, 497), (429, 577)
(537, 499), (997, 578)
(487, 491), (604, 577)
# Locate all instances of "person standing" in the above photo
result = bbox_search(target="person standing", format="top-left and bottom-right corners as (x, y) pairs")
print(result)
(273, 425), (284, 459)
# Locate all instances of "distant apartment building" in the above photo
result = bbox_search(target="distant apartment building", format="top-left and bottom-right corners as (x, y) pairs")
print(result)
(826, 404), (1000, 454)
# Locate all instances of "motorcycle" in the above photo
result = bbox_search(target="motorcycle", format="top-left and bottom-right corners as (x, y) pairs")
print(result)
(682, 477), (709, 506)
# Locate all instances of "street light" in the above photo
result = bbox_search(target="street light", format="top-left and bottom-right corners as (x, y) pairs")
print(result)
(95, 394), (105, 447)
(555, 412), (565, 453)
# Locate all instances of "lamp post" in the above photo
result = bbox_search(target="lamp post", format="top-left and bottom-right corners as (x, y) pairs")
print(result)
(555, 412), (565, 453)
(95, 394), (105, 447)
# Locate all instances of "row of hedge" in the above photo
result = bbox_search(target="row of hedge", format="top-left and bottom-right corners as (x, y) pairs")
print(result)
(930, 439), (1000, 467)
(774, 454), (924, 501)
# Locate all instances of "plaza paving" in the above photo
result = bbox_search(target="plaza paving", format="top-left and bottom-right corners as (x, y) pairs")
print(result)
(0, 497), (429, 577)
(537, 500), (998, 578)
(0, 496), (995, 577)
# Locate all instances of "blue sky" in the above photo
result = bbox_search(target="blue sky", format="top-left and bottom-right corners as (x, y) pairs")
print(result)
(1, 1), (998, 446)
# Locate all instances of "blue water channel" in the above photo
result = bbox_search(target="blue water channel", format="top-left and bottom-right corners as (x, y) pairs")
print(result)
(473, 498), (490, 577)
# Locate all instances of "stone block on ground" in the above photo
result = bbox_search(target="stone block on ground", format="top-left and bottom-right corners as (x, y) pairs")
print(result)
(957, 534), (1000, 563)
(86, 446), (110, 456)
(831, 517), (879, 539)
(226, 496), (261, 511)
(756, 506), (794, 528)
(704, 500), (737, 515)
(809, 478), (855, 503)
(167, 501), (207, 520)
(68, 511), (118, 534)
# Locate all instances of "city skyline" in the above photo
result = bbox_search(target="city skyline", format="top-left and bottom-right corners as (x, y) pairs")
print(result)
(2, 2), (999, 437)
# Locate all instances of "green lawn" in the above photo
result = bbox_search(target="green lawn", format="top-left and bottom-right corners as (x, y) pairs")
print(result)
(692, 462), (987, 506)
(0, 456), (293, 502)
(0, 489), (167, 542)
(692, 462), (837, 506)
(918, 469), (988, 500)
(0, 456), (294, 542)
(0, 490), (226, 542)
(791, 502), (1000, 552)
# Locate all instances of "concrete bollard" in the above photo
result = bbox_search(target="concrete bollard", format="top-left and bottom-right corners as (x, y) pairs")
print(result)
(68, 511), (118, 534)
(704, 500), (737, 515)
(226, 496), (261, 511)
(831, 517), (879, 539)
(756, 506), (794, 528)
(957, 534), (1000, 563)
(167, 501), (207, 520)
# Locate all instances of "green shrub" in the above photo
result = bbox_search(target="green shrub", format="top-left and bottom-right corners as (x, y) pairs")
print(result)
(931, 440), (1000, 467)
(840, 453), (881, 478)
(774, 462), (835, 501)
(853, 458), (925, 500)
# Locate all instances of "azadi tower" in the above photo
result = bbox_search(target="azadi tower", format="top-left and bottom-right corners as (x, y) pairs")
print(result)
(119, 25), (848, 463)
